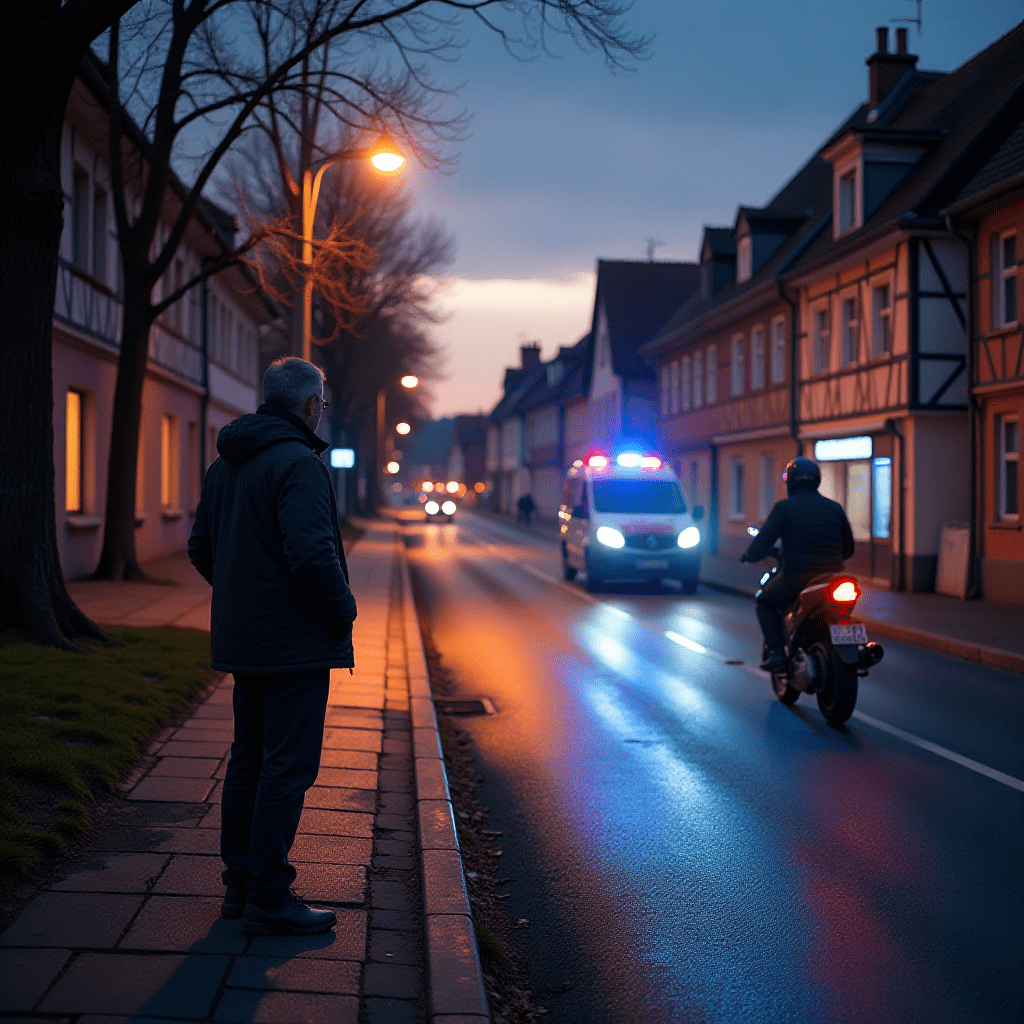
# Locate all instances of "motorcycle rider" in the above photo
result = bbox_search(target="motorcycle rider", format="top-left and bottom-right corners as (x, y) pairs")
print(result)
(741, 456), (854, 672)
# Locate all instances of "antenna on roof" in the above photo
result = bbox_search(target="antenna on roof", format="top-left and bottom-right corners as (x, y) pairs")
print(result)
(891, 0), (922, 37)
(645, 237), (664, 262)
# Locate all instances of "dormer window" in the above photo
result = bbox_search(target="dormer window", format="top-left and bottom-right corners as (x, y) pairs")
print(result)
(736, 236), (752, 283)
(838, 168), (859, 235)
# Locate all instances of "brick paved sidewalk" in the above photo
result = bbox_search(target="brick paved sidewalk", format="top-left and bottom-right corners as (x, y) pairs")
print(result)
(1, 522), (433, 1023)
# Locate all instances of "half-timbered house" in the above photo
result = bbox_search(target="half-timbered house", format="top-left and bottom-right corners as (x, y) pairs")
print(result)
(784, 23), (1024, 590)
(945, 120), (1024, 604)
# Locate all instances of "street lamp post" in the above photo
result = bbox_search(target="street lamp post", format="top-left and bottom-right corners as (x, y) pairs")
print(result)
(300, 135), (406, 362)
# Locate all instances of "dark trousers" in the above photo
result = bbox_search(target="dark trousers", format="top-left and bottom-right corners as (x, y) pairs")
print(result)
(755, 572), (813, 652)
(221, 668), (330, 905)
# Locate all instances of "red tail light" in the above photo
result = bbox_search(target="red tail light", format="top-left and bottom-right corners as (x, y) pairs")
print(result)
(588, 454), (609, 468)
(831, 579), (860, 604)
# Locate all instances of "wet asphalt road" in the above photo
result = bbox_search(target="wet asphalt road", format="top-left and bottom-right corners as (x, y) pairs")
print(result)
(402, 510), (1024, 1024)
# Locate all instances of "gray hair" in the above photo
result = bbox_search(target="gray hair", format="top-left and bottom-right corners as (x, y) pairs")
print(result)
(263, 357), (326, 412)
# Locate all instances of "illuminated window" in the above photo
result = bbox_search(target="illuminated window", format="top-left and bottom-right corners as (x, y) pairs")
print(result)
(161, 414), (180, 509)
(65, 390), (83, 512)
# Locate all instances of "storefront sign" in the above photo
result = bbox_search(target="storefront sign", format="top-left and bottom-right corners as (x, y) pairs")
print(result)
(814, 435), (872, 461)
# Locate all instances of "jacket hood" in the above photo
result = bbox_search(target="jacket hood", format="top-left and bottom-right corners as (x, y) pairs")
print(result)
(217, 405), (329, 463)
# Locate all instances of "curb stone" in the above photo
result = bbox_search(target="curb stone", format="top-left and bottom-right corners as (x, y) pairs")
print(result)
(397, 536), (492, 1023)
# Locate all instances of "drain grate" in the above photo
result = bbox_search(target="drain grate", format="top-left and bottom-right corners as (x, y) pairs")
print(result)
(434, 697), (497, 716)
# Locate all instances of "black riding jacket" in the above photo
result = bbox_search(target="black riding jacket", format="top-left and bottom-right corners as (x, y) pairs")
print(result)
(743, 488), (855, 575)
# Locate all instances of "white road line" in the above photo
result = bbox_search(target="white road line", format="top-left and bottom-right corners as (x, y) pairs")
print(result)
(852, 712), (1024, 793)
(485, 541), (1024, 795)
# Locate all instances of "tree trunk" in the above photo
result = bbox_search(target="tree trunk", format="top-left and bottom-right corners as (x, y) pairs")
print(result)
(0, 65), (108, 648)
(93, 291), (155, 580)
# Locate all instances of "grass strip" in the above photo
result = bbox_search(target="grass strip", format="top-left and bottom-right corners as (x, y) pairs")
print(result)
(0, 626), (214, 886)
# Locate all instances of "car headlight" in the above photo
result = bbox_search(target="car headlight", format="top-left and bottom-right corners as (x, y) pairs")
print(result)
(677, 526), (700, 549)
(596, 526), (625, 549)
(424, 501), (439, 515)
(441, 501), (456, 515)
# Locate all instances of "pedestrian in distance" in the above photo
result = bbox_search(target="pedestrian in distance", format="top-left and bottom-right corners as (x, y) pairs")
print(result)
(517, 492), (536, 527)
(188, 357), (357, 936)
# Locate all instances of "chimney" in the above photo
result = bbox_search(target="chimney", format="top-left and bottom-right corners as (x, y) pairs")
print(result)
(520, 343), (541, 369)
(866, 25), (917, 109)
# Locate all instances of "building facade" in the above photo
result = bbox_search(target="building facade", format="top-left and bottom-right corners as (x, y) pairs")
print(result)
(57, 59), (273, 580)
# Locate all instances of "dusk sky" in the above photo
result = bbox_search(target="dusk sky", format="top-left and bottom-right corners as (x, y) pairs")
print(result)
(402, 0), (1024, 417)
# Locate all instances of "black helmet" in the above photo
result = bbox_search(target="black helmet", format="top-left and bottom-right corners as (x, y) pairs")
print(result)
(783, 456), (821, 495)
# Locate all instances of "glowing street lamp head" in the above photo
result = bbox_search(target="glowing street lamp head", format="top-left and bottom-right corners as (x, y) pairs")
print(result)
(395, 422), (411, 435)
(386, 461), (400, 475)
(400, 375), (419, 389)
(369, 134), (406, 173)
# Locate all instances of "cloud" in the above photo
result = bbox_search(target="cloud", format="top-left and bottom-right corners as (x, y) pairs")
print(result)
(427, 273), (596, 416)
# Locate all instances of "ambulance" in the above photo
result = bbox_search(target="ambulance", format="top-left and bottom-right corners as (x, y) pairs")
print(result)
(559, 451), (704, 593)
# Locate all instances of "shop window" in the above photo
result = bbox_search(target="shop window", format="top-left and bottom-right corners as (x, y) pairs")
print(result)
(872, 457), (892, 538)
(731, 335), (744, 396)
(161, 414), (180, 509)
(996, 232), (1018, 328)
(820, 457), (872, 542)
(750, 327), (765, 390)
(999, 416), (1019, 519)
(872, 284), (892, 356)
(681, 356), (691, 411)
(706, 345), (718, 404)
(66, 389), (84, 513)
(841, 296), (859, 365)
(729, 458), (745, 520)
(770, 318), (786, 384)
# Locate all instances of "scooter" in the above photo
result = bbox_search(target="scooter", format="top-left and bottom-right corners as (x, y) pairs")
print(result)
(746, 527), (884, 725)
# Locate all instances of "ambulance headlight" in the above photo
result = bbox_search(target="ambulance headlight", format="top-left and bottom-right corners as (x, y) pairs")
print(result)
(596, 526), (625, 549)
(677, 526), (700, 549)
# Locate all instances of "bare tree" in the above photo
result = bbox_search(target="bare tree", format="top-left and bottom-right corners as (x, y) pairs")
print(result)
(0, 1), (139, 648)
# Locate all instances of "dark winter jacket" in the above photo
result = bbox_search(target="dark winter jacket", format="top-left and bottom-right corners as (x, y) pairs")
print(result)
(743, 488), (855, 575)
(188, 405), (357, 674)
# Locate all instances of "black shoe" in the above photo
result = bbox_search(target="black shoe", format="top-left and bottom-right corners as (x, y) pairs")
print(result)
(241, 891), (337, 936)
(760, 648), (788, 673)
(221, 886), (247, 919)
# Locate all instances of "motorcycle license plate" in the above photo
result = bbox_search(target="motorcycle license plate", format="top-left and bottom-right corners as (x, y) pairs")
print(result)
(635, 559), (669, 570)
(829, 623), (868, 645)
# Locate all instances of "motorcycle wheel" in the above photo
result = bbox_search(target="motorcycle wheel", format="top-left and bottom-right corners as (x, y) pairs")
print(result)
(814, 642), (858, 725)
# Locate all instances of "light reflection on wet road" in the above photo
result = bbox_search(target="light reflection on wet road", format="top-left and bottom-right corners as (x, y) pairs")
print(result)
(403, 511), (1024, 1023)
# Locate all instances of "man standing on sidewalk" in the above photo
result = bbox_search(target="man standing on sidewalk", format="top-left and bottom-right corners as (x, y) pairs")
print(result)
(189, 357), (357, 936)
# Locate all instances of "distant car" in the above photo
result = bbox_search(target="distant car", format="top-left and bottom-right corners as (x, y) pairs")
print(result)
(560, 451), (704, 593)
(424, 498), (457, 522)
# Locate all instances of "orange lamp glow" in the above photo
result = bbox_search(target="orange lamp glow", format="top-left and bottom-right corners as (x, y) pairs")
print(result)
(400, 375), (419, 389)
(386, 461), (400, 474)
(474, 482), (486, 493)
(396, 422), (411, 435)
(369, 134), (406, 173)
(422, 481), (434, 492)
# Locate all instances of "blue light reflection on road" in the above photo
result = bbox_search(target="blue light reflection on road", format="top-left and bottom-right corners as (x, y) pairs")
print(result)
(565, 617), (828, 1021)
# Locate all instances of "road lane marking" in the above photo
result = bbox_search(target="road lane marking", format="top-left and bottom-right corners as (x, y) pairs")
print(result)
(477, 537), (1024, 794)
(852, 712), (1024, 793)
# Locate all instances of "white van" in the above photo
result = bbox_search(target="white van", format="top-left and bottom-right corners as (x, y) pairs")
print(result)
(559, 453), (704, 593)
